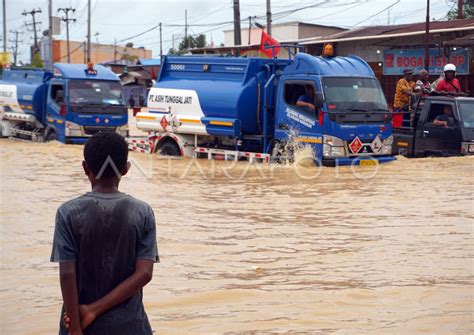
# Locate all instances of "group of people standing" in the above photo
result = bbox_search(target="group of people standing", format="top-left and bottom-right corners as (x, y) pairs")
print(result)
(393, 63), (462, 113)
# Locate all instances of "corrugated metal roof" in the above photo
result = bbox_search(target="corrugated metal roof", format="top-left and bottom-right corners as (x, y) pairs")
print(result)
(444, 33), (474, 46)
(301, 18), (474, 45)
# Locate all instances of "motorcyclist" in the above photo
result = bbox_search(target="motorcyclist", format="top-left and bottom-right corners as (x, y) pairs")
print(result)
(435, 64), (461, 93)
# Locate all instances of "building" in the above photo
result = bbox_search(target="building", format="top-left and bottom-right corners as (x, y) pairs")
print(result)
(301, 18), (474, 102)
(224, 21), (345, 46)
(47, 40), (152, 65)
(191, 22), (345, 58)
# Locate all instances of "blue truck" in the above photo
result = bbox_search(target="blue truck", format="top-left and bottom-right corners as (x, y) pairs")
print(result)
(134, 51), (395, 166)
(0, 63), (128, 144)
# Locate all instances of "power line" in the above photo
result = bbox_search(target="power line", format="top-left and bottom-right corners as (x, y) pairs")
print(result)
(114, 0), (339, 45)
(351, 0), (401, 27)
(57, 41), (84, 60)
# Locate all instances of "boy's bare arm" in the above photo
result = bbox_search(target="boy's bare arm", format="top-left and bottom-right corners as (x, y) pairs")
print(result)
(60, 262), (82, 335)
(88, 260), (154, 319)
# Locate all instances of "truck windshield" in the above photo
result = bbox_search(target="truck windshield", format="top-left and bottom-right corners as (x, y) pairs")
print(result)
(458, 101), (474, 128)
(69, 80), (125, 106)
(322, 77), (388, 112)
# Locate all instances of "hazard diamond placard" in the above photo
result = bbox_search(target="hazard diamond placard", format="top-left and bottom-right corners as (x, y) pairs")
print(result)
(160, 116), (169, 130)
(349, 137), (363, 154)
(370, 136), (383, 154)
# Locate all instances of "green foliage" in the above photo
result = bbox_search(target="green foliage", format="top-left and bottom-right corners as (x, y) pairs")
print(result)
(120, 49), (139, 63)
(167, 48), (186, 56)
(446, 0), (474, 19)
(31, 53), (44, 68)
(178, 34), (206, 51)
(194, 34), (206, 48)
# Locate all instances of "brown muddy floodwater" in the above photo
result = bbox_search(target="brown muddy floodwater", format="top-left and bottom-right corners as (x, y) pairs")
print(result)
(0, 138), (473, 334)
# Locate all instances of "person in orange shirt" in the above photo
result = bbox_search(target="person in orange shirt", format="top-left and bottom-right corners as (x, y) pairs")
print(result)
(392, 69), (416, 127)
(393, 69), (416, 112)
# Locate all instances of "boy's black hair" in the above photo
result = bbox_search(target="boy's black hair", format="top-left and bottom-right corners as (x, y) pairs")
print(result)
(83, 131), (128, 178)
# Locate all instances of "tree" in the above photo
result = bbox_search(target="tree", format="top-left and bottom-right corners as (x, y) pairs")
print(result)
(195, 34), (206, 48)
(178, 34), (206, 51)
(31, 53), (44, 68)
(167, 48), (185, 56)
(120, 47), (139, 63)
(446, 0), (474, 19)
(121, 52), (139, 63)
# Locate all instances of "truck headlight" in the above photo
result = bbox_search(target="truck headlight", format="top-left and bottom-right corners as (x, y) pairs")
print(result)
(65, 121), (82, 136)
(116, 125), (129, 137)
(461, 142), (474, 154)
(380, 135), (393, 154)
(323, 135), (346, 157)
(383, 135), (394, 146)
(65, 121), (81, 130)
(324, 135), (345, 146)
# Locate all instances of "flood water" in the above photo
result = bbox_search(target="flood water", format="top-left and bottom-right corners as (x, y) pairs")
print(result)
(0, 138), (473, 334)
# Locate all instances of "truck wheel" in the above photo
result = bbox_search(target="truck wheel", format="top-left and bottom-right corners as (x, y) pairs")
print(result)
(158, 141), (180, 156)
(46, 131), (57, 142)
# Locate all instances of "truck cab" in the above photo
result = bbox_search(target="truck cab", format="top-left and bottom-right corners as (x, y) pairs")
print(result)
(392, 95), (474, 157)
(1, 63), (128, 144)
(274, 54), (394, 166)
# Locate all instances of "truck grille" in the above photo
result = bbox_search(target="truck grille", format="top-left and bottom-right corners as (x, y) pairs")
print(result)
(357, 143), (375, 154)
(83, 126), (117, 135)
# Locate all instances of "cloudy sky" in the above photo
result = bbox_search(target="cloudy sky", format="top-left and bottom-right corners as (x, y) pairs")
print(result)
(3, 0), (454, 63)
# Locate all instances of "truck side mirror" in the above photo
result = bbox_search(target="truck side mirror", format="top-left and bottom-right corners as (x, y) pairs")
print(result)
(56, 90), (64, 104)
(314, 91), (324, 109)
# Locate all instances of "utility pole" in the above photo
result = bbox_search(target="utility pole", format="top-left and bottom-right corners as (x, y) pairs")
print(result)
(58, 7), (76, 63)
(248, 16), (251, 45)
(266, 0), (272, 36)
(114, 38), (117, 62)
(159, 22), (162, 58)
(3, 0), (6, 52)
(172, 34), (175, 50)
(233, 0), (241, 46)
(458, 0), (463, 19)
(22, 8), (42, 52)
(83, 40), (86, 63)
(48, 0), (53, 70)
(184, 10), (188, 49)
(424, 0), (430, 70)
(248, 16), (257, 45)
(87, 0), (91, 62)
(9, 30), (22, 65)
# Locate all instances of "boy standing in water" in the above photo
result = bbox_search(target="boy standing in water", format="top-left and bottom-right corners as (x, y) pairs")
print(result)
(51, 131), (159, 335)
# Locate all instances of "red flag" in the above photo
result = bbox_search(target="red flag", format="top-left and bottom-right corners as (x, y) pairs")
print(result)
(150, 67), (157, 80)
(260, 31), (280, 58)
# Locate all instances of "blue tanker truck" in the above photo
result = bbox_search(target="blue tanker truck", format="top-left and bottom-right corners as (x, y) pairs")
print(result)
(0, 63), (128, 143)
(134, 51), (395, 166)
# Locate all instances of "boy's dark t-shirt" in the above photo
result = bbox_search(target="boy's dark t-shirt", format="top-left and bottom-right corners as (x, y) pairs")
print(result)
(51, 192), (159, 335)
